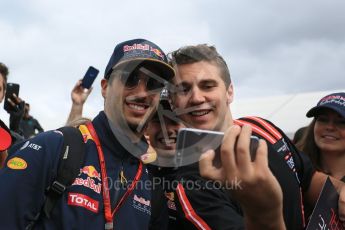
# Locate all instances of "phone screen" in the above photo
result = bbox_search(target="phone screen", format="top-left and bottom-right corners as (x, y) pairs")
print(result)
(175, 128), (259, 167)
(176, 128), (223, 167)
(4, 83), (20, 112)
(81, 66), (99, 89)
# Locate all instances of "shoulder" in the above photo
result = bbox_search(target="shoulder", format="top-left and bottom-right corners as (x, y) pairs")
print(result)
(236, 116), (293, 148)
(1, 130), (66, 197)
(236, 116), (284, 135)
(7, 130), (65, 169)
(21, 130), (63, 149)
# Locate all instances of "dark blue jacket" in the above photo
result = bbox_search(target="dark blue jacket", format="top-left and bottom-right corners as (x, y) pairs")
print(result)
(0, 111), (153, 229)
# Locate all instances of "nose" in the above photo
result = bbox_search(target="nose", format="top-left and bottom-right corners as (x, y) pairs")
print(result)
(166, 127), (175, 136)
(189, 87), (205, 105)
(325, 120), (337, 130)
(167, 122), (180, 135)
(133, 78), (150, 98)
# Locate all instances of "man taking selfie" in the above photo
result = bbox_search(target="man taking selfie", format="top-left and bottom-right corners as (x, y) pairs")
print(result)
(168, 44), (345, 229)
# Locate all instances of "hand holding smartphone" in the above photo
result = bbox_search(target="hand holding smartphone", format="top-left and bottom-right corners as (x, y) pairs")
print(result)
(4, 83), (20, 113)
(81, 66), (99, 89)
(175, 128), (259, 167)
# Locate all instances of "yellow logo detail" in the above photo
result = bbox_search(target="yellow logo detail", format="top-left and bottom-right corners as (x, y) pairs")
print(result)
(7, 157), (27, 170)
(140, 144), (157, 164)
(79, 125), (93, 142)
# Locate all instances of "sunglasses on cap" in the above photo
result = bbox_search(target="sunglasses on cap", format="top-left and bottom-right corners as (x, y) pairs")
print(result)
(120, 67), (166, 91)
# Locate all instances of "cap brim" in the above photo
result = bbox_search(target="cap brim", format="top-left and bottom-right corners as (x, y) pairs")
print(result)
(306, 105), (345, 118)
(109, 58), (175, 80)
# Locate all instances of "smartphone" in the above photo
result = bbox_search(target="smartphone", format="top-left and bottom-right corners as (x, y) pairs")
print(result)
(4, 83), (20, 112)
(81, 66), (99, 89)
(175, 128), (259, 167)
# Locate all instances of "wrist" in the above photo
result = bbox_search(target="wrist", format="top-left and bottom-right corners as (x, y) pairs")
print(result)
(244, 205), (285, 230)
(72, 101), (84, 107)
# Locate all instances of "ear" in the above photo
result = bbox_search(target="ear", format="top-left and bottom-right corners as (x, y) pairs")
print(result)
(226, 83), (234, 105)
(101, 79), (108, 98)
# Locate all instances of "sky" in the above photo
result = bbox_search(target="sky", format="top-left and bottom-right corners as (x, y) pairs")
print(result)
(1, 0), (345, 131)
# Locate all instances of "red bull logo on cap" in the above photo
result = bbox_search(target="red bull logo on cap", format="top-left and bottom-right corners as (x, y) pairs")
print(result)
(150, 47), (164, 59)
(123, 43), (150, 52)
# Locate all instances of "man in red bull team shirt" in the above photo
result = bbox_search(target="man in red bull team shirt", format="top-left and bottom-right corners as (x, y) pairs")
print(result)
(0, 39), (175, 229)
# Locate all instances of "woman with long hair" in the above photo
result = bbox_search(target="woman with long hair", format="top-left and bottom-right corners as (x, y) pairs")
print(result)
(296, 92), (345, 182)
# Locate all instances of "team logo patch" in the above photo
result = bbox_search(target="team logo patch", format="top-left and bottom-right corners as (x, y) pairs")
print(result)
(132, 194), (151, 215)
(7, 157), (27, 170)
(79, 166), (101, 181)
(79, 125), (93, 143)
(167, 200), (176, 211)
(73, 165), (102, 194)
(165, 192), (176, 210)
(68, 193), (99, 213)
(20, 141), (30, 150)
(140, 151), (157, 164)
(150, 47), (164, 59)
(72, 177), (101, 194)
(165, 192), (174, 201)
(123, 43), (149, 52)
(19, 141), (42, 151)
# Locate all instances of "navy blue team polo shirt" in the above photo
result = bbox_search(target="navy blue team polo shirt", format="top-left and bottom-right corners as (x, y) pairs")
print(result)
(0, 111), (153, 229)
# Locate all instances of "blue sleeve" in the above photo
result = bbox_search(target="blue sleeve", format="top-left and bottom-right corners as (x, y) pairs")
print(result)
(0, 130), (63, 229)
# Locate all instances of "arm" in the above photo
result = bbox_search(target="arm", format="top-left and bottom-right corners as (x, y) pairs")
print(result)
(0, 131), (63, 228)
(199, 124), (286, 230)
(34, 119), (44, 133)
(305, 171), (345, 225)
(66, 80), (93, 125)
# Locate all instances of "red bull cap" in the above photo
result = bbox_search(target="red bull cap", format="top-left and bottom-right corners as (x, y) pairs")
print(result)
(104, 38), (174, 80)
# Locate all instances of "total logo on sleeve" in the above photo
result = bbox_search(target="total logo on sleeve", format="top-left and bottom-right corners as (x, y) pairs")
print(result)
(68, 193), (99, 213)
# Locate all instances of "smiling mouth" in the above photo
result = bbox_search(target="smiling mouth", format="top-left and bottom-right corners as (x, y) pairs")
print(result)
(189, 110), (211, 117)
(321, 135), (338, 140)
(159, 137), (176, 145)
(126, 102), (149, 111)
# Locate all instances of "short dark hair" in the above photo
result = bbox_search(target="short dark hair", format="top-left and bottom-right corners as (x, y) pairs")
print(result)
(169, 44), (231, 87)
(0, 62), (9, 91)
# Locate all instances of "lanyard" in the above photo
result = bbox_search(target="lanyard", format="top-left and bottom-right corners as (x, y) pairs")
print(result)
(86, 122), (143, 230)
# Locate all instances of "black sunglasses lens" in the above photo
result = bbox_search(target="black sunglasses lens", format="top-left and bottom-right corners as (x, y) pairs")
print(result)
(147, 78), (164, 91)
(124, 72), (140, 88)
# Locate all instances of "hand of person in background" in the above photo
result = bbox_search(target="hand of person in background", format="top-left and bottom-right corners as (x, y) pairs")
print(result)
(66, 80), (93, 125)
(8, 94), (25, 133)
(199, 124), (285, 230)
(71, 80), (93, 106)
(7, 93), (25, 113)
